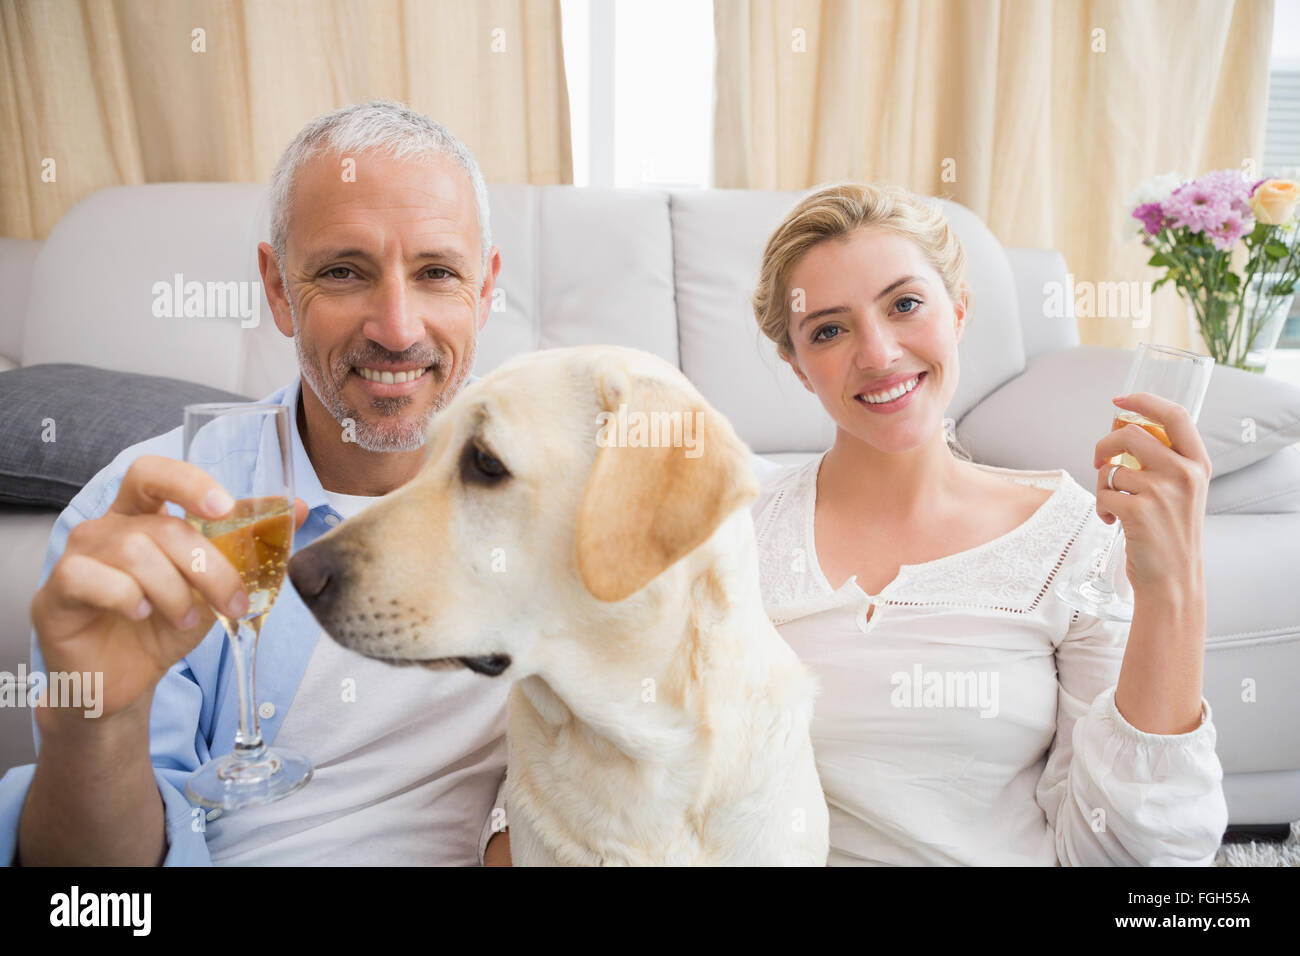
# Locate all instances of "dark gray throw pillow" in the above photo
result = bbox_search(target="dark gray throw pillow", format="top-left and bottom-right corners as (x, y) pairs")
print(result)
(0, 364), (252, 508)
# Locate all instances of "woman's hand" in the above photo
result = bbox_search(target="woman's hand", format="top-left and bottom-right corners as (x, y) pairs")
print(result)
(1095, 392), (1212, 735)
(1092, 392), (1212, 601)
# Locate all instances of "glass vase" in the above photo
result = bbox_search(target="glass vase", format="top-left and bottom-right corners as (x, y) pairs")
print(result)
(1187, 274), (1296, 373)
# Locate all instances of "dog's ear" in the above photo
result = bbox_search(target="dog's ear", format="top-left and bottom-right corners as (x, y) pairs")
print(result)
(576, 368), (759, 602)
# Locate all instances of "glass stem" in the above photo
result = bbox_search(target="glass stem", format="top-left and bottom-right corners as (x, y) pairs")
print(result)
(1091, 523), (1126, 595)
(230, 618), (266, 761)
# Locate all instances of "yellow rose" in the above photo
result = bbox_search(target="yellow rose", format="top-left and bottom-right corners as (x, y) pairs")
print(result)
(1249, 179), (1300, 225)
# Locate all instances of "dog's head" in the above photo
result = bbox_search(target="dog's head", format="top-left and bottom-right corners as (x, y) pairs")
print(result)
(287, 345), (758, 680)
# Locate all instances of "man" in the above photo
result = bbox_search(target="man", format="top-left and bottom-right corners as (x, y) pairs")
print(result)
(0, 100), (513, 865)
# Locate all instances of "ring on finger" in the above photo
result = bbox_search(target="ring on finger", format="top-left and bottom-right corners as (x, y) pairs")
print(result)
(1107, 463), (1122, 491)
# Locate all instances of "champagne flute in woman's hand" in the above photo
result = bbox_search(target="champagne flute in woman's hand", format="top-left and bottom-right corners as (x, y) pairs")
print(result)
(1052, 343), (1214, 622)
(182, 403), (312, 809)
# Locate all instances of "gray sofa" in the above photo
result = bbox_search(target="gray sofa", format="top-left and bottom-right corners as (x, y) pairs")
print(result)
(2, 183), (1298, 828)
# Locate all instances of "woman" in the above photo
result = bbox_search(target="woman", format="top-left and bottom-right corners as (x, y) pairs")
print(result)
(750, 183), (1228, 865)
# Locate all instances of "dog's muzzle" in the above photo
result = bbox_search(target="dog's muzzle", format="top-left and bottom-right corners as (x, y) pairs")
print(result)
(287, 542), (512, 677)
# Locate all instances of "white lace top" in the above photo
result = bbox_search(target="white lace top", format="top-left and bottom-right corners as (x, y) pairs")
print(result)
(752, 454), (1229, 866)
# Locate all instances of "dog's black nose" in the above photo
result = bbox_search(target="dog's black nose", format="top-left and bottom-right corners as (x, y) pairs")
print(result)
(287, 546), (334, 606)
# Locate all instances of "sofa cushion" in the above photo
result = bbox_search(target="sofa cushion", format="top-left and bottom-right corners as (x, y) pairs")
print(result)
(1002, 247), (1080, 360)
(472, 184), (541, 376)
(472, 185), (682, 378)
(957, 346), (1300, 492)
(0, 364), (250, 508)
(672, 189), (835, 455)
(533, 187), (679, 367)
(21, 184), (278, 397)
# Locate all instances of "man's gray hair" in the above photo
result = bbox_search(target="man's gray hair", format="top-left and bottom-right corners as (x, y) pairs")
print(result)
(268, 100), (491, 274)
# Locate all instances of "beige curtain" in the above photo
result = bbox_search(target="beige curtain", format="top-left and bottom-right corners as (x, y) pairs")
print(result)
(0, 0), (572, 240)
(715, 0), (1275, 349)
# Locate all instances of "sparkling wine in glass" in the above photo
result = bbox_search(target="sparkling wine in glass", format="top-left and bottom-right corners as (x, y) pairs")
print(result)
(1052, 343), (1214, 622)
(182, 403), (312, 809)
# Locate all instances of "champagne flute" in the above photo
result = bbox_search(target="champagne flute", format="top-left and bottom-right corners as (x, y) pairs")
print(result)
(182, 403), (312, 809)
(1052, 343), (1214, 622)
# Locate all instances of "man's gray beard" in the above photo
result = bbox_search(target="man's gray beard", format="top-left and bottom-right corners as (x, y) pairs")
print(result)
(289, 294), (476, 453)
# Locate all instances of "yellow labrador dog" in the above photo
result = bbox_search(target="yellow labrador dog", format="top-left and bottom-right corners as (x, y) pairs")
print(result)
(287, 345), (828, 865)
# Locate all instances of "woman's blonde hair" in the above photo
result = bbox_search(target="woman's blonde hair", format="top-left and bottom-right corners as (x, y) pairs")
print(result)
(752, 182), (972, 357)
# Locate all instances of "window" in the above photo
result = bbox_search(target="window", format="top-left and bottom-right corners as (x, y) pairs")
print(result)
(1266, 0), (1300, 342)
(1265, 0), (1300, 175)
(561, 0), (714, 188)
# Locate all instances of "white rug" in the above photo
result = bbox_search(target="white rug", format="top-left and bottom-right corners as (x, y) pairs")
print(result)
(1214, 821), (1300, 866)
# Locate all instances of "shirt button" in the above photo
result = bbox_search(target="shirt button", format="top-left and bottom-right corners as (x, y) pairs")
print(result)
(206, 808), (223, 821)
(259, 701), (276, 719)
(324, 513), (341, 527)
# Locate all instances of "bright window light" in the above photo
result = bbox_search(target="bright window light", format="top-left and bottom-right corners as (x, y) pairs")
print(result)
(561, 0), (714, 188)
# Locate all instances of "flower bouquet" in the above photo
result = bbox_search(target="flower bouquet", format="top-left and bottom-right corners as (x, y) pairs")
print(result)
(1129, 170), (1300, 371)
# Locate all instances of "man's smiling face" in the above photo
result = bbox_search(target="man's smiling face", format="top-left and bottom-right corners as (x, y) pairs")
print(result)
(273, 148), (496, 451)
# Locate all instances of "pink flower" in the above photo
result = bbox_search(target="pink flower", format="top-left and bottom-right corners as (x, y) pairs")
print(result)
(1165, 183), (1229, 233)
(1210, 210), (1250, 251)
(1163, 169), (1256, 240)
(1200, 168), (1255, 208)
(1133, 202), (1166, 235)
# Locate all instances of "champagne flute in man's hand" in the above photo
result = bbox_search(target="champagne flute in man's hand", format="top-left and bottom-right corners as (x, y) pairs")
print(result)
(183, 403), (312, 809)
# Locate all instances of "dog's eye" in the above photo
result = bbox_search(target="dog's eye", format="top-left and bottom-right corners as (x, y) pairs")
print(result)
(461, 440), (509, 485)
(475, 446), (506, 477)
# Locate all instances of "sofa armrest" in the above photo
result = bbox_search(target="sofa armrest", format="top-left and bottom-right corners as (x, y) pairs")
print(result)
(1207, 444), (1300, 515)
(0, 238), (41, 367)
(0, 506), (59, 774)
(1202, 511), (1300, 779)
(1205, 511), (1300, 642)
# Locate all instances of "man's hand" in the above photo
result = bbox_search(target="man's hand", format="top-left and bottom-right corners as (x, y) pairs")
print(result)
(485, 829), (511, 866)
(18, 456), (308, 866)
(31, 454), (309, 730)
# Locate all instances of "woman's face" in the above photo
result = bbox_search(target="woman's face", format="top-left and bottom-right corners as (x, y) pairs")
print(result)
(783, 226), (967, 455)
